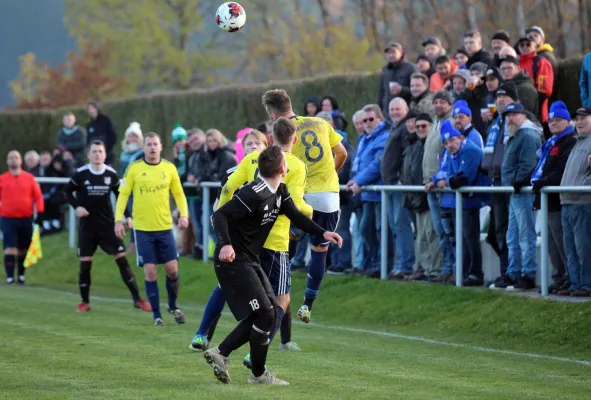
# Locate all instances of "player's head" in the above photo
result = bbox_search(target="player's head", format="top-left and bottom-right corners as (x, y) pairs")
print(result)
(6, 150), (22, 171)
(262, 89), (293, 121)
(242, 129), (268, 156)
(143, 132), (162, 162)
(271, 117), (297, 148)
(258, 146), (287, 180)
(88, 140), (106, 165)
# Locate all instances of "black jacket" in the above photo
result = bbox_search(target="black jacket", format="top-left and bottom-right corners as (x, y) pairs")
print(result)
(533, 133), (577, 211)
(87, 113), (117, 165)
(57, 126), (87, 167)
(377, 58), (417, 114)
(401, 133), (428, 212)
(380, 116), (411, 185)
(458, 84), (488, 138)
(467, 49), (494, 68)
(509, 71), (540, 120)
(197, 144), (237, 202)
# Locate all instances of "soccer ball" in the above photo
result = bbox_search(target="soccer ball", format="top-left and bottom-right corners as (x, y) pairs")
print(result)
(215, 2), (246, 32)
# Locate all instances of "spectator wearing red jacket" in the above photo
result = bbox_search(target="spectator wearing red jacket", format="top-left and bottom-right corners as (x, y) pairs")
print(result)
(0, 151), (44, 285)
(517, 35), (554, 124)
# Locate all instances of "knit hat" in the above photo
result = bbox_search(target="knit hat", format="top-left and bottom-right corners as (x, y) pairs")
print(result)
(171, 124), (188, 143)
(526, 26), (545, 40)
(470, 62), (488, 76)
(416, 54), (430, 63)
(125, 122), (143, 139)
(415, 113), (433, 124)
(491, 30), (511, 44)
(453, 100), (472, 117)
(384, 41), (403, 53)
(451, 69), (471, 83)
(496, 82), (519, 101)
(440, 120), (461, 143)
(548, 101), (570, 121)
(454, 49), (469, 58)
(432, 90), (453, 105)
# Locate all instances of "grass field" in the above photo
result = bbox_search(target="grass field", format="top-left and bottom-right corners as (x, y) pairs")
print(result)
(1, 233), (590, 399)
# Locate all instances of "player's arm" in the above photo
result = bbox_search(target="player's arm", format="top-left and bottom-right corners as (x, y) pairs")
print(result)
(30, 174), (45, 213)
(64, 174), (80, 209)
(286, 164), (313, 218)
(327, 123), (347, 172)
(218, 160), (248, 209)
(115, 165), (134, 221)
(111, 176), (131, 219)
(213, 188), (257, 246)
(170, 165), (189, 219)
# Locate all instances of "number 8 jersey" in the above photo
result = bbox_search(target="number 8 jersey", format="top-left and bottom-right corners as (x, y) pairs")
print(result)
(290, 116), (343, 196)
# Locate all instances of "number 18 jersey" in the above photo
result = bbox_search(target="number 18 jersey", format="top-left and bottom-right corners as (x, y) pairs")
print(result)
(290, 116), (343, 194)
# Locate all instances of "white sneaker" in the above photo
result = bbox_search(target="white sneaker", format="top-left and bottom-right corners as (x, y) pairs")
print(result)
(248, 370), (289, 385)
(279, 341), (301, 351)
(6, 277), (14, 285)
(17, 275), (25, 284)
(154, 318), (165, 326)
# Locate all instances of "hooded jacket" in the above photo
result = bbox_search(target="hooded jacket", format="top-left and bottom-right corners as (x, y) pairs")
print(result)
(537, 43), (558, 72)
(423, 109), (453, 183)
(580, 52), (591, 108)
(353, 121), (390, 203)
(508, 71), (540, 120)
(377, 57), (417, 114)
(519, 53), (554, 122)
(501, 120), (543, 187)
(197, 143), (237, 202)
(467, 49), (494, 68)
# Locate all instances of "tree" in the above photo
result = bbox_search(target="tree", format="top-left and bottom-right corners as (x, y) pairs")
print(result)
(63, 0), (231, 93)
(9, 42), (127, 109)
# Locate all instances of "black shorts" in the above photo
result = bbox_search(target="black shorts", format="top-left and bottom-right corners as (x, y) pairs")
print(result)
(78, 226), (126, 258)
(310, 210), (340, 247)
(214, 260), (276, 321)
(260, 249), (290, 296)
(1, 217), (33, 250)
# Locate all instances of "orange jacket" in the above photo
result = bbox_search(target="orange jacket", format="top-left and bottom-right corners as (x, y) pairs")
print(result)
(430, 60), (458, 92)
(519, 52), (554, 122)
(0, 171), (44, 218)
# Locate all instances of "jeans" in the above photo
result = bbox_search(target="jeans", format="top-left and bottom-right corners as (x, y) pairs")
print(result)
(426, 192), (445, 274)
(506, 193), (537, 280)
(352, 209), (365, 269)
(440, 208), (456, 276)
(388, 192), (415, 273)
(360, 202), (381, 270)
(547, 211), (567, 283)
(489, 192), (510, 274)
(188, 198), (203, 247)
(562, 205), (591, 291)
(329, 203), (352, 268)
(455, 208), (483, 279)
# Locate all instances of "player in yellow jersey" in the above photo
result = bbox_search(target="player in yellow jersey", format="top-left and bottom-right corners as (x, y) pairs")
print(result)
(115, 133), (190, 326)
(261, 89), (348, 324)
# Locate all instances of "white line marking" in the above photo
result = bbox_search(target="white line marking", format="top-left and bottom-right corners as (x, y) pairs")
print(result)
(12, 286), (591, 367)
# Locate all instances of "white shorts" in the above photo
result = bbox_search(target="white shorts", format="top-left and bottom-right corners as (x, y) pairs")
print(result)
(304, 192), (340, 213)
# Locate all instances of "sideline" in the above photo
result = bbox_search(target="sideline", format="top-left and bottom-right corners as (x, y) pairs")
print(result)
(10, 285), (591, 367)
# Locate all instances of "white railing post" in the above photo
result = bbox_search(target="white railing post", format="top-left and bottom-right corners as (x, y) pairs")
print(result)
(455, 191), (463, 287)
(201, 186), (211, 262)
(380, 189), (389, 280)
(540, 190), (549, 296)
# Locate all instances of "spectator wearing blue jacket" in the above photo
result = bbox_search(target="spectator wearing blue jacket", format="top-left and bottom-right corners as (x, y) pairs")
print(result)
(347, 104), (390, 276)
(452, 100), (484, 149)
(579, 51), (591, 108)
(440, 120), (490, 286)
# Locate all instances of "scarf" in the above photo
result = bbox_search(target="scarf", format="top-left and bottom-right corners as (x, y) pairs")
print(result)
(177, 147), (187, 176)
(62, 125), (79, 135)
(531, 126), (574, 183)
(484, 116), (502, 154)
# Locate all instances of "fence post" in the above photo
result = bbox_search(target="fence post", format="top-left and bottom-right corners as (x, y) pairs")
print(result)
(380, 189), (389, 280)
(68, 206), (76, 249)
(455, 191), (463, 287)
(202, 186), (210, 262)
(540, 190), (549, 296)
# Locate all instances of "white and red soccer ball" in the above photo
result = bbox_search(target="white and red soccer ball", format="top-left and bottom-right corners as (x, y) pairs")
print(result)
(215, 2), (246, 32)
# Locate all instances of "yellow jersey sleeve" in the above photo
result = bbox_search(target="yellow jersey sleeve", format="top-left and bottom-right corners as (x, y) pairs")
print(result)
(218, 151), (260, 209)
(169, 163), (188, 218)
(292, 117), (341, 194)
(115, 162), (135, 221)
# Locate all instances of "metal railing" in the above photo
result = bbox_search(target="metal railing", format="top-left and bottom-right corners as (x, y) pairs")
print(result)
(32, 177), (591, 297)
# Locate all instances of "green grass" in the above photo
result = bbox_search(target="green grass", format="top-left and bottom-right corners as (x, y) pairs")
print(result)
(1, 233), (590, 399)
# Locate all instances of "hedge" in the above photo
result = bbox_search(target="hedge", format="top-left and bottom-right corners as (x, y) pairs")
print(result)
(0, 56), (584, 170)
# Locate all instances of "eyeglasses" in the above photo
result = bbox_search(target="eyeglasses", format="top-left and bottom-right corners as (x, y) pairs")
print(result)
(415, 124), (429, 129)
(518, 42), (531, 47)
(363, 117), (375, 123)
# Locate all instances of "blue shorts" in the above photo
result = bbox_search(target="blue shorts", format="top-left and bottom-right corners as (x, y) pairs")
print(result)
(134, 229), (178, 267)
(259, 249), (290, 296)
(1, 217), (33, 250)
(309, 210), (340, 247)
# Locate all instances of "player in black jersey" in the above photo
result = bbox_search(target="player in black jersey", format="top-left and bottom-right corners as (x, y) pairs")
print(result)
(65, 141), (151, 313)
(203, 146), (342, 386)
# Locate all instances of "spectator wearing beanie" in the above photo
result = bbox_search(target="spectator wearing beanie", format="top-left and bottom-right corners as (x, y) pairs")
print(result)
(450, 69), (471, 102)
(172, 124), (189, 178)
(409, 72), (435, 118)
(431, 55), (458, 92)
(120, 122), (144, 176)
(416, 55), (435, 78)
(559, 107), (591, 296)
(454, 49), (469, 70)
(377, 42), (417, 115)
(490, 30), (512, 65)
(499, 102), (542, 291)
(422, 36), (446, 63)
(452, 100), (484, 149)
(531, 101), (576, 294)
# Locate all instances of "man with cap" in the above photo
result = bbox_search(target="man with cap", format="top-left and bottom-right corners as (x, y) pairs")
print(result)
(377, 41), (417, 115)
(452, 100), (483, 149)
(482, 67), (502, 114)
(499, 102), (542, 291)
(422, 36), (446, 62)
(526, 25), (557, 72)
(559, 107), (591, 296)
(490, 30), (512, 65)
(516, 35), (554, 125)
(439, 120), (489, 286)
(498, 54), (539, 120)
(464, 31), (493, 68)
(431, 55), (458, 93)
(530, 101), (576, 295)
(399, 113), (437, 280)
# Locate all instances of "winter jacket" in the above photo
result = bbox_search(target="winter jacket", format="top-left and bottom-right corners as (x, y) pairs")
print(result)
(338, 141), (353, 205)
(410, 90), (435, 119)
(353, 121), (390, 203)
(537, 43), (558, 72)
(508, 71), (539, 120)
(532, 131), (576, 211)
(400, 133), (428, 212)
(467, 49), (494, 68)
(422, 109), (452, 184)
(197, 144), (237, 202)
(579, 52), (591, 108)
(381, 115), (412, 185)
(560, 134), (591, 205)
(86, 113), (117, 165)
(441, 139), (490, 209)
(501, 121), (542, 187)
(377, 59), (417, 114)
(57, 126), (87, 167)
(458, 85), (488, 137)
(119, 147), (143, 177)
(430, 60), (458, 92)
(519, 53), (554, 123)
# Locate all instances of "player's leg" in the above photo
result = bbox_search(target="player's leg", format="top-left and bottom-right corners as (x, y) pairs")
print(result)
(299, 210), (340, 323)
(76, 227), (99, 312)
(190, 284), (226, 351)
(14, 218), (33, 285)
(157, 229), (185, 324)
(279, 303), (297, 349)
(135, 230), (163, 324)
(2, 217), (18, 284)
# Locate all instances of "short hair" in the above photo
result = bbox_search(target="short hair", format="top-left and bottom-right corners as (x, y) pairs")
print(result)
(63, 111), (75, 118)
(362, 104), (384, 120)
(205, 129), (229, 149)
(435, 55), (451, 66)
(258, 146), (285, 178)
(464, 30), (481, 40)
(410, 72), (429, 85)
(352, 110), (364, 123)
(256, 121), (268, 133)
(144, 132), (161, 142)
(24, 150), (39, 162)
(188, 128), (205, 138)
(88, 140), (106, 151)
(315, 111), (334, 124)
(242, 129), (269, 148)
(272, 118), (297, 145)
(261, 89), (292, 115)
